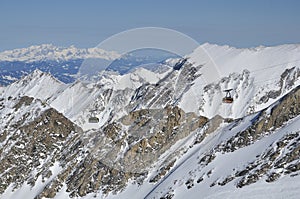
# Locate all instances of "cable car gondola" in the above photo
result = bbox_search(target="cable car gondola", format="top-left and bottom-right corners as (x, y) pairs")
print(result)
(88, 109), (99, 123)
(223, 89), (233, 103)
(88, 116), (99, 123)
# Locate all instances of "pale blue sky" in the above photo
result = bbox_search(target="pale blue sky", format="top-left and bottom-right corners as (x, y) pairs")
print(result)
(0, 0), (299, 51)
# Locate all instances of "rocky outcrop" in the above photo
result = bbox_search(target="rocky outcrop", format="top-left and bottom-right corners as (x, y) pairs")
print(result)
(0, 105), (78, 195)
(13, 96), (34, 111)
(258, 67), (300, 104)
(38, 106), (208, 198)
(0, 97), (209, 198)
(127, 61), (202, 111)
(222, 85), (300, 152)
(190, 85), (300, 190)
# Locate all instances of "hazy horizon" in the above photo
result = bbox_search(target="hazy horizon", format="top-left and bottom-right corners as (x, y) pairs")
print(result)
(0, 0), (300, 51)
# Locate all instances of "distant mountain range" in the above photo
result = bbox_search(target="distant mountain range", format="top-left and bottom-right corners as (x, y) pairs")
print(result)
(0, 44), (119, 62)
(0, 44), (118, 85)
(0, 44), (181, 85)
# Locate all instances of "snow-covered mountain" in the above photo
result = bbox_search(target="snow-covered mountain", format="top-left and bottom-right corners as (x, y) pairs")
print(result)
(0, 44), (119, 62)
(0, 44), (178, 86)
(0, 43), (300, 199)
(0, 44), (120, 86)
(180, 43), (300, 117)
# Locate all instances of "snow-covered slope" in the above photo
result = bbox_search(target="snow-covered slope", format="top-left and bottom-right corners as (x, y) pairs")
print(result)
(0, 67), (170, 130)
(105, 85), (300, 199)
(178, 43), (300, 118)
(138, 115), (300, 199)
(0, 43), (299, 199)
(190, 43), (300, 78)
(0, 44), (120, 62)
(2, 69), (66, 100)
(1, 43), (300, 129)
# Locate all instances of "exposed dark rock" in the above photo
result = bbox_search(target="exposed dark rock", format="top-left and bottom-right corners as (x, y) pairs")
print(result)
(13, 96), (34, 111)
(258, 67), (300, 104)
(185, 178), (194, 189)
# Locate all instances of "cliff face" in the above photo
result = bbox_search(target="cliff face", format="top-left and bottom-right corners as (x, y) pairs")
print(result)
(0, 95), (208, 198)
(197, 85), (300, 188)
(0, 97), (79, 196)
